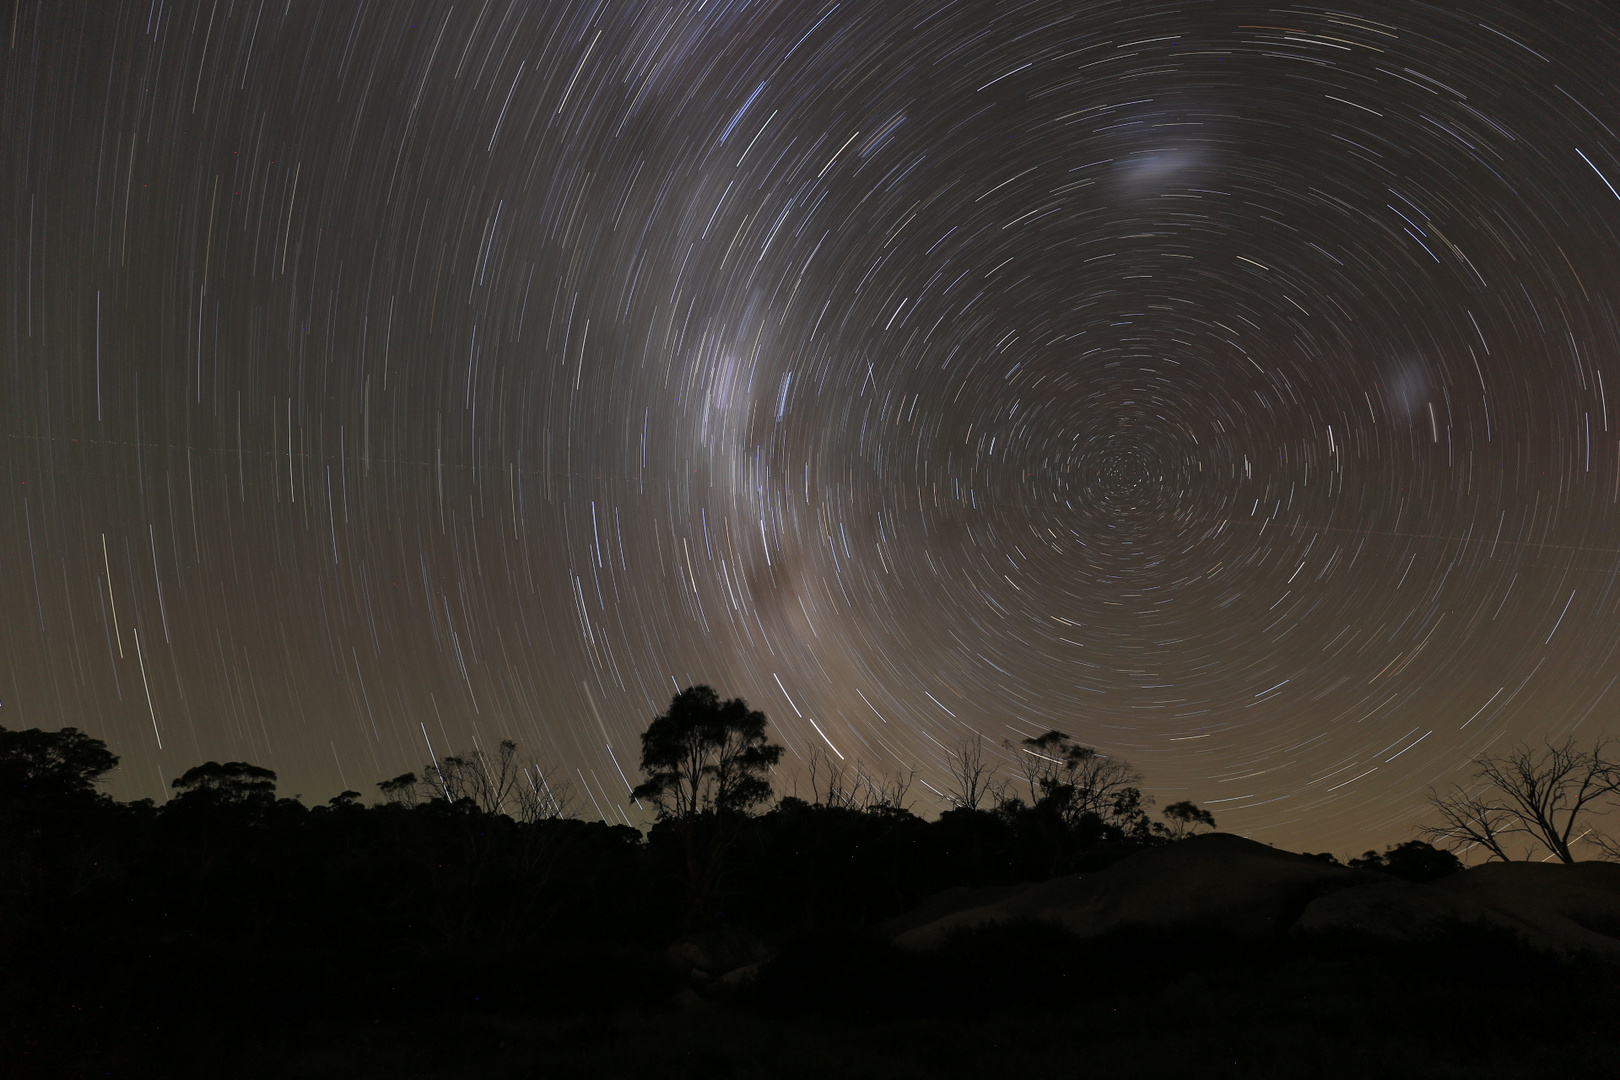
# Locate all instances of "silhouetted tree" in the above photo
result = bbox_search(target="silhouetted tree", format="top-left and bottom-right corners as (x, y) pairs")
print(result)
(632, 686), (783, 817)
(631, 685), (783, 924)
(0, 724), (119, 816)
(377, 772), (420, 807)
(1421, 785), (1518, 863)
(0, 724), (119, 793)
(155, 762), (283, 880)
(422, 740), (520, 812)
(1159, 800), (1217, 840)
(1008, 731), (1150, 833)
(804, 747), (915, 812)
(1421, 738), (1618, 863)
(512, 761), (574, 824)
(1107, 785), (1156, 841)
(0, 725), (123, 905)
(420, 739), (573, 822)
(943, 734), (1004, 811)
(169, 761), (278, 808)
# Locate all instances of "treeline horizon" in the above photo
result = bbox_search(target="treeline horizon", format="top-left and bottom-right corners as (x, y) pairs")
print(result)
(9, 681), (1615, 917)
(3, 682), (1484, 964)
(7, 685), (1619, 1079)
(8, 684), (1465, 873)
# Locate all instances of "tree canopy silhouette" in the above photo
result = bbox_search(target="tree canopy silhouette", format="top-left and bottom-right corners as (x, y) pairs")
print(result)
(167, 761), (280, 822)
(0, 725), (120, 842)
(0, 724), (118, 803)
(631, 685), (784, 927)
(171, 760), (279, 803)
(1347, 840), (1462, 883)
(630, 685), (783, 818)
(1008, 730), (1153, 837)
(1160, 800), (1217, 840)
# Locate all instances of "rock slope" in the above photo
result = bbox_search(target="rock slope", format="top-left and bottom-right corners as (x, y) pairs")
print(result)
(892, 833), (1620, 959)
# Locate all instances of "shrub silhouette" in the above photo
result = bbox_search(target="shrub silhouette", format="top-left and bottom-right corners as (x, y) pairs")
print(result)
(1347, 840), (1463, 883)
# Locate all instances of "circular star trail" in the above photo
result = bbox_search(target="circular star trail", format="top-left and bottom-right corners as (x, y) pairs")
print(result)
(5, 0), (1620, 854)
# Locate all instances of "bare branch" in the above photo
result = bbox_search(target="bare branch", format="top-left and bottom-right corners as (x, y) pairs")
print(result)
(1423, 738), (1619, 863)
(943, 735), (998, 811)
(422, 739), (574, 821)
(513, 763), (574, 823)
(1419, 785), (1520, 863)
(804, 747), (914, 812)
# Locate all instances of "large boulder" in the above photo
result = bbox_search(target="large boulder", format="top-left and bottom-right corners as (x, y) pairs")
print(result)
(892, 834), (1620, 961)
(1292, 877), (1526, 941)
(1294, 860), (1620, 958)
(880, 882), (1032, 941)
(1431, 860), (1620, 958)
(894, 833), (1370, 950)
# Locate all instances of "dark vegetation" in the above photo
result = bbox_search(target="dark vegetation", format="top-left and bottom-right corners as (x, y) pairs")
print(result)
(4, 690), (1617, 1079)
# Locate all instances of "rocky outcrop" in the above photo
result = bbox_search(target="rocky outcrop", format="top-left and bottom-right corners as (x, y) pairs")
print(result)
(1295, 858), (1620, 958)
(894, 833), (1372, 950)
(1292, 877), (1523, 941)
(1434, 861), (1620, 957)
(892, 833), (1620, 960)
(880, 882), (1033, 941)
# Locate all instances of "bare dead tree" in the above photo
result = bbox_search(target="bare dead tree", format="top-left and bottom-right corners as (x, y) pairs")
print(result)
(423, 740), (519, 814)
(803, 747), (915, 812)
(1421, 737), (1618, 863)
(805, 748), (858, 809)
(803, 746), (849, 808)
(859, 761), (915, 812)
(1008, 736), (1055, 807)
(1420, 787), (1520, 863)
(421, 739), (574, 821)
(512, 762), (574, 823)
(943, 734), (1001, 811)
(1592, 832), (1620, 861)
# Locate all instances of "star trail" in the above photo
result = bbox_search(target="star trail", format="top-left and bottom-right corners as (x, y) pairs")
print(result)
(5, 0), (1620, 855)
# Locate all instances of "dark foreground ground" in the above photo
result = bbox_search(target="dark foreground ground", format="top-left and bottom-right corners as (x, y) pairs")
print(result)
(11, 922), (1618, 1080)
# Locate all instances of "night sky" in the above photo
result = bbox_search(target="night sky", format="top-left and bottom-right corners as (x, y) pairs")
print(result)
(5, 0), (1620, 856)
